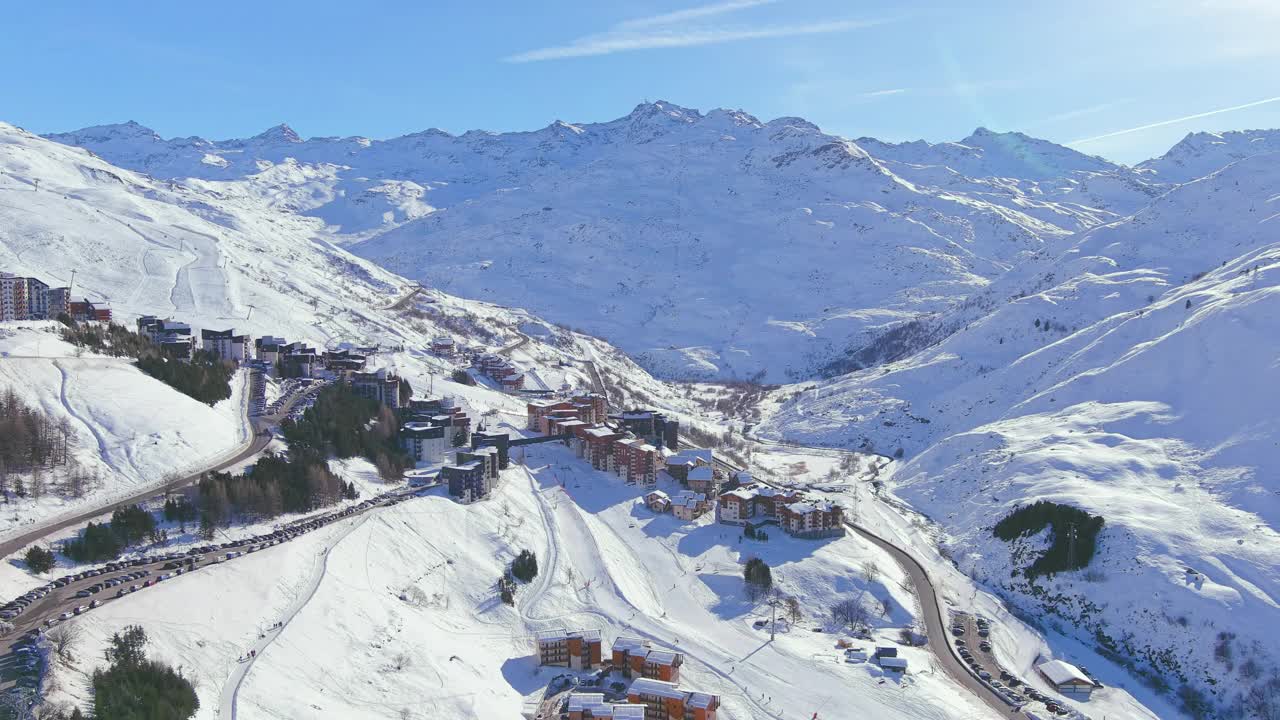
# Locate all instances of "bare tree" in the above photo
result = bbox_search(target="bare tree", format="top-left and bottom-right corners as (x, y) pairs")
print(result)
(48, 623), (82, 662)
(860, 560), (881, 585)
(785, 596), (803, 624)
(831, 598), (871, 635)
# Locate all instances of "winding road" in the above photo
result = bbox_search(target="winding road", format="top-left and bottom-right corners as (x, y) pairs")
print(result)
(0, 368), (311, 562)
(706, 448), (1020, 718)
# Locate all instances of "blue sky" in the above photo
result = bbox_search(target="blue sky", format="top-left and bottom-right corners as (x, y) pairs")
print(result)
(3, 0), (1278, 163)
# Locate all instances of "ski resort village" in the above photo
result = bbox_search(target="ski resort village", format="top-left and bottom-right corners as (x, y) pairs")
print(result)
(1, 54), (1280, 720)
(0, 226), (1195, 720)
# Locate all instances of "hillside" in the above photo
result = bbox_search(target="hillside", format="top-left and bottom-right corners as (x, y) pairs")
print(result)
(1138, 129), (1280, 184)
(757, 152), (1280, 717)
(43, 441), (996, 720)
(0, 323), (249, 543)
(45, 104), (1135, 382)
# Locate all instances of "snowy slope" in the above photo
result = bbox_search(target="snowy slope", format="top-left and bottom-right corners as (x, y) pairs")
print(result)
(0, 323), (249, 541)
(46, 442), (999, 720)
(45, 104), (1131, 382)
(758, 152), (1280, 716)
(0, 121), (692, 413)
(1138, 129), (1280, 184)
(856, 127), (1122, 181)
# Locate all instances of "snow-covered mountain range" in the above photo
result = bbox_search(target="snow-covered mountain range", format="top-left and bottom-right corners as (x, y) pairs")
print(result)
(43, 102), (1193, 383)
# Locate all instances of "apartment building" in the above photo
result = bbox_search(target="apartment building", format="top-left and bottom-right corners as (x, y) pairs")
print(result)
(535, 628), (603, 670)
(625, 678), (719, 720)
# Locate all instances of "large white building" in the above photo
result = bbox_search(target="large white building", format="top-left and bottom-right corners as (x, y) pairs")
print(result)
(401, 422), (451, 467)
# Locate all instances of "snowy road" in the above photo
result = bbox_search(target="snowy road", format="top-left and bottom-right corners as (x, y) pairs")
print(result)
(0, 367), (312, 559)
(710, 450), (1021, 718)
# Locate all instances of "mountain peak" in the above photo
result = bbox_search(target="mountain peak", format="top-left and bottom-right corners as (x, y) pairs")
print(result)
(626, 100), (701, 123)
(253, 123), (302, 143)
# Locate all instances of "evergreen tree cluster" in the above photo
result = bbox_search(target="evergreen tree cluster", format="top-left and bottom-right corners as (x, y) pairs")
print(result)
(993, 500), (1105, 577)
(63, 521), (123, 563)
(744, 524), (770, 541)
(59, 321), (234, 405)
(743, 556), (773, 597)
(511, 549), (539, 582)
(136, 350), (234, 406)
(0, 386), (72, 474)
(162, 496), (200, 525)
(59, 320), (157, 359)
(281, 383), (409, 479)
(195, 453), (357, 527)
(92, 625), (199, 720)
(24, 545), (56, 574)
(62, 504), (158, 563)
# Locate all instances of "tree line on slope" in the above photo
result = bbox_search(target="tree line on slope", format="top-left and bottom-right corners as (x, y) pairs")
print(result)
(281, 382), (409, 480)
(993, 500), (1104, 578)
(59, 319), (233, 405)
(60, 504), (161, 564)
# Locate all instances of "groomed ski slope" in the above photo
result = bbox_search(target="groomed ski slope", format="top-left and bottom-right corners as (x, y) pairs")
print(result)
(46, 441), (996, 720)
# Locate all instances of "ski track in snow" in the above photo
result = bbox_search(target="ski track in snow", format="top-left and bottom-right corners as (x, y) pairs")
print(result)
(54, 359), (111, 462)
(220, 514), (371, 719)
(519, 459), (788, 720)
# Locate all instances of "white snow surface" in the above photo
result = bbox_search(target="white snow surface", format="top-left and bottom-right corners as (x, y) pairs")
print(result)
(759, 151), (1280, 715)
(40, 104), (1186, 383)
(0, 323), (249, 542)
(47, 442), (999, 720)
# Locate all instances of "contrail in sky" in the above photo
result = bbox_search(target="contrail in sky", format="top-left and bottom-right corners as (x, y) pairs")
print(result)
(1067, 95), (1280, 145)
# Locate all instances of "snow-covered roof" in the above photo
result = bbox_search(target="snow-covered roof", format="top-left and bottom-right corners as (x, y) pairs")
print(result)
(880, 656), (909, 669)
(613, 636), (649, 652)
(646, 490), (670, 500)
(585, 426), (618, 439)
(627, 677), (684, 699)
(667, 448), (712, 465)
(645, 649), (680, 666)
(566, 693), (605, 711)
(687, 692), (718, 709)
(1037, 659), (1092, 686)
(687, 465), (714, 481)
(787, 500), (837, 515)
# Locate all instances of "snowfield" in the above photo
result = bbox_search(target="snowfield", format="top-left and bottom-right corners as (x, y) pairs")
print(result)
(45, 442), (1003, 720)
(9, 104), (1280, 719)
(0, 324), (249, 544)
(758, 152), (1280, 715)
(41, 103), (1179, 383)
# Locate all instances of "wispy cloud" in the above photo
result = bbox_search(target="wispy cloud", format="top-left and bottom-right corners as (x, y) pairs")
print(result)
(1026, 99), (1134, 129)
(505, 2), (891, 63)
(1067, 95), (1280, 146)
(857, 88), (907, 99)
(616, 0), (780, 31)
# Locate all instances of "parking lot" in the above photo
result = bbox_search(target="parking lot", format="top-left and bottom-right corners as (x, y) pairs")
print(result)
(948, 612), (1093, 719)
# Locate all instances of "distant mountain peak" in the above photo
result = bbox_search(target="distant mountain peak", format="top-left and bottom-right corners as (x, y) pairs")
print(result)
(253, 123), (302, 143)
(627, 100), (701, 123)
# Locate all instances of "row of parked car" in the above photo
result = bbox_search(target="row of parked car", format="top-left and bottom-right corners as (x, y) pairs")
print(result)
(4, 488), (411, 655)
(951, 616), (1075, 717)
(5, 633), (43, 700)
